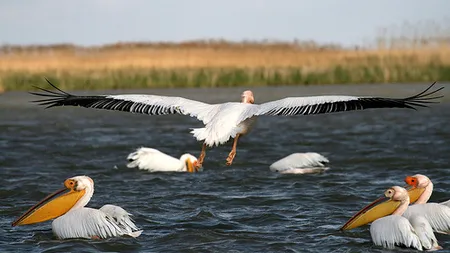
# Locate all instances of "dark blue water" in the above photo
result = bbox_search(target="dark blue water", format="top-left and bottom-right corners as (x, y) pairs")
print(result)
(1, 83), (449, 252)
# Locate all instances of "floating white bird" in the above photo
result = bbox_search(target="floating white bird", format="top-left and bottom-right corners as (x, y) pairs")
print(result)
(269, 152), (329, 174)
(12, 175), (142, 240)
(127, 147), (199, 172)
(404, 174), (450, 233)
(341, 186), (442, 251)
(31, 79), (443, 167)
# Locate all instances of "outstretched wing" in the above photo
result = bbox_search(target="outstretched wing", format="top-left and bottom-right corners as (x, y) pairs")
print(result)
(255, 82), (443, 116)
(30, 78), (219, 124)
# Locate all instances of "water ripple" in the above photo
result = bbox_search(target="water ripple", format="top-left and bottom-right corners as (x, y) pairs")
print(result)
(1, 84), (450, 252)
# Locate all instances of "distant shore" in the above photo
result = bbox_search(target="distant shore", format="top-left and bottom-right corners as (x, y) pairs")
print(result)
(0, 41), (448, 92)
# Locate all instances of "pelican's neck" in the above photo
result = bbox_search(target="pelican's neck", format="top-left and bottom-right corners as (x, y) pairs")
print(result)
(416, 181), (433, 204)
(393, 196), (410, 216)
(71, 185), (94, 210)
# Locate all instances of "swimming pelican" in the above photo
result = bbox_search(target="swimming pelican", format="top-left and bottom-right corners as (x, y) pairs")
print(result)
(269, 152), (329, 174)
(30, 79), (443, 167)
(404, 174), (450, 233)
(127, 147), (199, 172)
(12, 175), (142, 239)
(341, 186), (441, 250)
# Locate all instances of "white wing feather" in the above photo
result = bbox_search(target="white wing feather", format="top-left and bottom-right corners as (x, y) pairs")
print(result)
(370, 215), (422, 250)
(403, 203), (450, 233)
(269, 153), (330, 174)
(126, 147), (185, 172)
(52, 207), (137, 239)
(99, 204), (142, 237)
(107, 94), (220, 124)
(191, 103), (259, 146)
(408, 215), (441, 250)
(440, 199), (450, 207)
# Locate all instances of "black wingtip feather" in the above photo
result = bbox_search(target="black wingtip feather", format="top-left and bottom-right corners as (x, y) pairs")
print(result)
(44, 77), (70, 96)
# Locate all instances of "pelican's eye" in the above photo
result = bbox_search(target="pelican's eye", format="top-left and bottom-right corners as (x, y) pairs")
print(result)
(64, 179), (77, 190)
(385, 189), (394, 197)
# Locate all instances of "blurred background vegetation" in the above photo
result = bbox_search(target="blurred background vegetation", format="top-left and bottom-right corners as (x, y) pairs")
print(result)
(1, 20), (449, 92)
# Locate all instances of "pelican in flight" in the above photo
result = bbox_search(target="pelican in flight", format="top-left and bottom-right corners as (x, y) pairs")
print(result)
(127, 147), (200, 172)
(341, 186), (442, 250)
(12, 175), (142, 239)
(30, 79), (443, 167)
(404, 174), (450, 233)
(269, 152), (329, 174)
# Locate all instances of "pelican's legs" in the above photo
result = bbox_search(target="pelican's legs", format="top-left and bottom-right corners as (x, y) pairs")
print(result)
(197, 143), (207, 168)
(226, 134), (240, 166)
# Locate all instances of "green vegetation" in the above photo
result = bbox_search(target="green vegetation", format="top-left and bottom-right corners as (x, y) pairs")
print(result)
(2, 62), (448, 92)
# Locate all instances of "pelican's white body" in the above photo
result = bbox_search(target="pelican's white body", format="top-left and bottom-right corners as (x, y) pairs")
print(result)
(405, 174), (450, 234)
(51, 176), (142, 239)
(190, 102), (259, 147)
(370, 214), (439, 250)
(440, 200), (450, 207)
(367, 186), (440, 251)
(126, 147), (197, 172)
(403, 203), (450, 234)
(269, 152), (329, 174)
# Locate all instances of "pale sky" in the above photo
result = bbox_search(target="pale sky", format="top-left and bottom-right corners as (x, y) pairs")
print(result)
(0, 0), (448, 46)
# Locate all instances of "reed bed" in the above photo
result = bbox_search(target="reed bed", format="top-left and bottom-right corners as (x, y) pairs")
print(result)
(0, 40), (449, 92)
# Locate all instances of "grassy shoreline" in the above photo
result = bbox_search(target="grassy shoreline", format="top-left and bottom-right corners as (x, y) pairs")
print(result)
(1, 41), (449, 92)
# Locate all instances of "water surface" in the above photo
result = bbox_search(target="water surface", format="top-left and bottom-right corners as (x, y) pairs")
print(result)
(1, 83), (449, 252)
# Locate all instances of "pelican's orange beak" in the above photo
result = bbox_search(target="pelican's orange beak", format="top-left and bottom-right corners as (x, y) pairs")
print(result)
(12, 179), (85, 226)
(404, 175), (425, 204)
(186, 158), (200, 173)
(340, 195), (400, 231)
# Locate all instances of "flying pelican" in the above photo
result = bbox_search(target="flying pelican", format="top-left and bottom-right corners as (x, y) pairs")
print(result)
(269, 152), (329, 174)
(404, 174), (450, 233)
(127, 147), (200, 172)
(30, 79), (443, 167)
(12, 175), (142, 239)
(341, 186), (442, 250)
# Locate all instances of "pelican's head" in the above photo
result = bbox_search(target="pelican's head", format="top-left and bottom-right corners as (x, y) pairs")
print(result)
(241, 90), (254, 104)
(180, 154), (200, 173)
(12, 175), (94, 227)
(404, 174), (432, 204)
(340, 186), (409, 231)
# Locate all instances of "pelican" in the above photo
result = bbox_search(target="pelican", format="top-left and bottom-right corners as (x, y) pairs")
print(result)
(405, 174), (450, 207)
(127, 147), (199, 172)
(341, 186), (442, 250)
(12, 175), (142, 239)
(404, 174), (450, 233)
(30, 79), (443, 167)
(269, 152), (329, 174)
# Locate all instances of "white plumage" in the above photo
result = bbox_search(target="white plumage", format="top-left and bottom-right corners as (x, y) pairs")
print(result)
(370, 215), (422, 250)
(403, 203), (450, 234)
(440, 199), (450, 207)
(52, 176), (142, 239)
(269, 152), (329, 174)
(31, 80), (443, 165)
(13, 175), (142, 240)
(52, 206), (141, 239)
(366, 186), (441, 250)
(191, 102), (258, 147)
(126, 147), (198, 172)
(404, 174), (450, 234)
